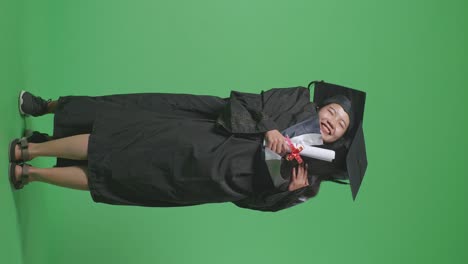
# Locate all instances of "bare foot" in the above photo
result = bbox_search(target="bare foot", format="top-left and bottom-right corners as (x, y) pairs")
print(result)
(15, 143), (31, 161)
(15, 145), (22, 161)
(14, 164), (33, 186)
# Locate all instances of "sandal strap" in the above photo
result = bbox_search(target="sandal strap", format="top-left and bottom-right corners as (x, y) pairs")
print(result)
(18, 137), (30, 161)
(20, 163), (30, 186)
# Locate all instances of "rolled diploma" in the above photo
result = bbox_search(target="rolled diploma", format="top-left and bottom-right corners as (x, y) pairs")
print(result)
(298, 145), (335, 162)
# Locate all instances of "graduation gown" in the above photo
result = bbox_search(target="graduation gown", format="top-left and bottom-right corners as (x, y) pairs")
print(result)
(52, 87), (321, 212)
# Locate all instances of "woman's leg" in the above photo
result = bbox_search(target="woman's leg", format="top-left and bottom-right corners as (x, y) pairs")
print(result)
(15, 165), (89, 190)
(15, 134), (90, 161)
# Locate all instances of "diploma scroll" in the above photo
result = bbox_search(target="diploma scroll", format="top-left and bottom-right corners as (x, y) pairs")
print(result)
(297, 145), (335, 162)
(264, 142), (335, 162)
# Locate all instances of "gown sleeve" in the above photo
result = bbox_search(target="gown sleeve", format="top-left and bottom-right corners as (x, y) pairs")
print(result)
(231, 176), (322, 212)
(216, 87), (312, 134)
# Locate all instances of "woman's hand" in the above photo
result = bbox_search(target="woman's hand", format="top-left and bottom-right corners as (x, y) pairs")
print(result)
(288, 163), (309, 191)
(265, 129), (289, 156)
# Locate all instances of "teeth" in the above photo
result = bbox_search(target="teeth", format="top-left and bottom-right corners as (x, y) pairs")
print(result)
(322, 123), (331, 135)
(321, 123), (330, 135)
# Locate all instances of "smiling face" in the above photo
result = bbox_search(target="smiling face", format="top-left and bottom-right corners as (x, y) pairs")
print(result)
(318, 103), (350, 143)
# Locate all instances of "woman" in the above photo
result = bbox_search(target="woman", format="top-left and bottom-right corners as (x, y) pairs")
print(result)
(8, 85), (352, 212)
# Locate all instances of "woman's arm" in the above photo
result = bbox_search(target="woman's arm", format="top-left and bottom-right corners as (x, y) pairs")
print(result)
(216, 87), (313, 134)
(232, 172), (321, 212)
(232, 188), (305, 212)
(264, 129), (290, 156)
(288, 163), (310, 191)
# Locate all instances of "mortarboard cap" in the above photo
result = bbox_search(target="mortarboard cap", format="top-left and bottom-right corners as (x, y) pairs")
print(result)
(308, 80), (368, 200)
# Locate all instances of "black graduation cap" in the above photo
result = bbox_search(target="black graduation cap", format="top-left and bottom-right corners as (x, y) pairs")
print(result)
(308, 80), (368, 200)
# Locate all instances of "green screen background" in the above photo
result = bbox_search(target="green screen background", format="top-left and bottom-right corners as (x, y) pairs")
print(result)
(1, 0), (467, 263)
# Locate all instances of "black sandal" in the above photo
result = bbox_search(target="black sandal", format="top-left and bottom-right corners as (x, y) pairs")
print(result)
(24, 130), (52, 143)
(9, 137), (30, 162)
(9, 162), (31, 190)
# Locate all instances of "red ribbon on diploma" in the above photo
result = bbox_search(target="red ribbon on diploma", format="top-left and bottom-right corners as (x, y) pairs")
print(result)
(284, 136), (304, 164)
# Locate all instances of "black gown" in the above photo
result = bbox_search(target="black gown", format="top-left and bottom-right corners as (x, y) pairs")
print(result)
(52, 87), (322, 212)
